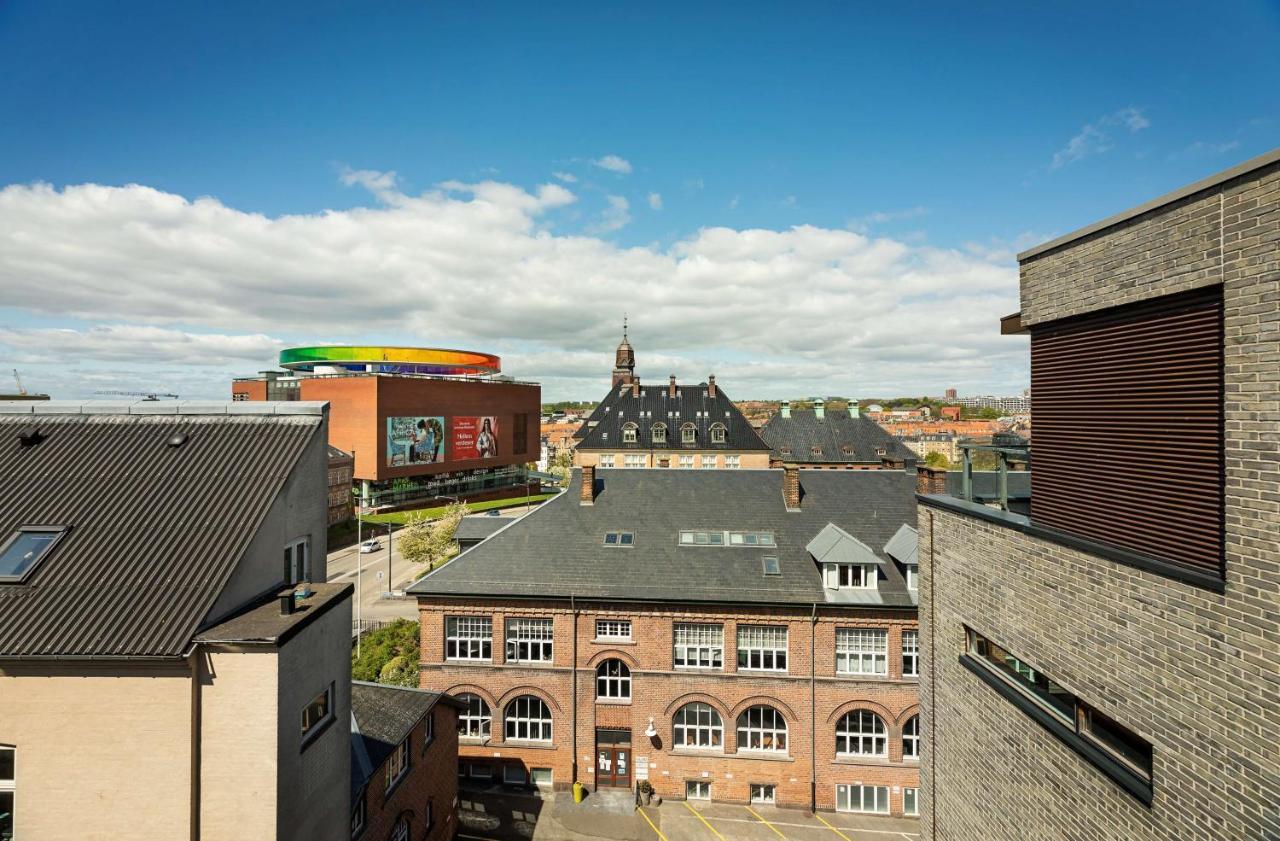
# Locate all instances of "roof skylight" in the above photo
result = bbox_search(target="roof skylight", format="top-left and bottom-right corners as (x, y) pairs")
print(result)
(0, 527), (68, 582)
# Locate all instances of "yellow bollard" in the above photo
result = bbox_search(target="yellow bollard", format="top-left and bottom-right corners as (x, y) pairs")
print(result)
(572, 781), (586, 803)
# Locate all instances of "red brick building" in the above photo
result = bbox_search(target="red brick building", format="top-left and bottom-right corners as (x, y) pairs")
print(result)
(350, 682), (463, 841)
(410, 467), (922, 819)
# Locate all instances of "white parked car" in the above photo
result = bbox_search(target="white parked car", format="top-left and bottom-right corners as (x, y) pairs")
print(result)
(358, 539), (382, 554)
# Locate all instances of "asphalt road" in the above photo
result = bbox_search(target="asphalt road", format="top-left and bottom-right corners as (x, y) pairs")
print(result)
(325, 527), (420, 626)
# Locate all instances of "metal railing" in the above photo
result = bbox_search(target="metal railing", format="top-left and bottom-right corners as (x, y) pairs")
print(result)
(957, 435), (1030, 513)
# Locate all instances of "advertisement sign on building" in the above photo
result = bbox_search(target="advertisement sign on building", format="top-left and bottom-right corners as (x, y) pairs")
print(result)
(454, 416), (499, 460)
(386, 416), (445, 466)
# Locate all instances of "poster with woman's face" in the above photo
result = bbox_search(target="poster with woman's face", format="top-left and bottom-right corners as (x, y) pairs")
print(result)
(453, 416), (499, 460)
(386, 416), (445, 466)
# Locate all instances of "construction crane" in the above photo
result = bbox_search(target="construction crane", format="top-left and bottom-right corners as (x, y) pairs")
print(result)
(12, 369), (26, 396)
(94, 389), (180, 401)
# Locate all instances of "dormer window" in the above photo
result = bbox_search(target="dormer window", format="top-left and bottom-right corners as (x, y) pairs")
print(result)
(906, 564), (919, 591)
(622, 423), (638, 444)
(823, 563), (878, 590)
(0, 526), (68, 582)
(811, 446), (822, 456)
(710, 423), (727, 444)
(841, 445), (853, 456)
(652, 423), (667, 444)
(681, 423), (697, 444)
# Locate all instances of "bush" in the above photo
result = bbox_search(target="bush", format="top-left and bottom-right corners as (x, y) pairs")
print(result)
(352, 619), (421, 687)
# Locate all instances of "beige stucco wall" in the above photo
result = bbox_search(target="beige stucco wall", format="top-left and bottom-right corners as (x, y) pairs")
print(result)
(0, 664), (192, 841)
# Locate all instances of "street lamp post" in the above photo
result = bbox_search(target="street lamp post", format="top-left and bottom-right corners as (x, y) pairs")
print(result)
(353, 449), (362, 658)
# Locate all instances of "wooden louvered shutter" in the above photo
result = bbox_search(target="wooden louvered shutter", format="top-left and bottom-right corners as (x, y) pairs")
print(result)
(1030, 286), (1224, 578)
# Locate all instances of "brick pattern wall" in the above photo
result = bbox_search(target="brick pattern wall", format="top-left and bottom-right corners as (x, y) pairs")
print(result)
(356, 704), (460, 841)
(921, 160), (1279, 841)
(419, 598), (921, 816)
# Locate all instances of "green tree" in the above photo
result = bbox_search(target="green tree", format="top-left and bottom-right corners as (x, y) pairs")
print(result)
(352, 619), (420, 687)
(397, 501), (467, 570)
(548, 450), (573, 484)
(924, 451), (951, 469)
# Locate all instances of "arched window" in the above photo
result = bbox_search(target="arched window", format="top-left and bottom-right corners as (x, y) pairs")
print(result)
(681, 423), (697, 444)
(836, 710), (887, 757)
(903, 715), (919, 759)
(710, 423), (727, 444)
(651, 423), (667, 444)
(622, 422), (638, 443)
(505, 696), (552, 742)
(457, 693), (491, 738)
(390, 816), (410, 841)
(736, 705), (787, 752)
(596, 659), (631, 700)
(673, 702), (722, 748)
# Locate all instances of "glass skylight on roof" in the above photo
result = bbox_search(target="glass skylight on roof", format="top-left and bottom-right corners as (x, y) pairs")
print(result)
(0, 527), (67, 582)
(603, 532), (634, 547)
(680, 530), (772, 547)
(762, 557), (781, 576)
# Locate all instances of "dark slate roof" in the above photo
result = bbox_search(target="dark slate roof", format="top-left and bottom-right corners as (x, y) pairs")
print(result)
(0, 405), (323, 657)
(760, 409), (916, 464)
(327, 444), (352, 461)
(454, 516), (516, 542)
(194, 583), (351, 646)
(945, 470), (1031, 501)
(573, 382), (770, 452)
(351, 682), (461, 799)
(411, 468), (917, 608)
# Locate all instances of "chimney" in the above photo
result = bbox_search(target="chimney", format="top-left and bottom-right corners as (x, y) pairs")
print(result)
(881, 456), (906, 470)
(279, 594), (296, 615)
(916, 464), (948, 495)
(783, 465), (801, 512)
(580, 464), (596, 506)
(780, 400), (791, 419)
(814, 398), (825, 420)
(631, 377), (641, 398)
(707, 375), (716, 399)
(668, 375), (677, 398)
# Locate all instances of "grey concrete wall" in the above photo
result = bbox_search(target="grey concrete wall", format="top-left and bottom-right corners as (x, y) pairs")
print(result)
(921, 159), (1279, 840)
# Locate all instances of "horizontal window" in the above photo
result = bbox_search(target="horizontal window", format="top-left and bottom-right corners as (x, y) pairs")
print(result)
(603, 532), (634, 546)
(446, 616), (492, 661)
(673, 623), (723, 669)
(595, 619), (631, 640)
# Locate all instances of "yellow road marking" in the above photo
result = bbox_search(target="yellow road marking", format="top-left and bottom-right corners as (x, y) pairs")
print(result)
(746, 806), (788, 839)
(814, 812), (855, 841)
(684, 800), (729, 841)
(636, 805), (669, 841)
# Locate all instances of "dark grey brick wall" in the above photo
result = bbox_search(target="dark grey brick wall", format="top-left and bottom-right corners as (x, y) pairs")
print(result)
(920, 159), (1279, 841)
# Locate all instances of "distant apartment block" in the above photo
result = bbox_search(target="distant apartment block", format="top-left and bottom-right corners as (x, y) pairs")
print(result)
(952, 393), (1030, 414)
(897, 434), (960, 465)
(919, 150), (1280, 840)
(0, 400), (352, 841)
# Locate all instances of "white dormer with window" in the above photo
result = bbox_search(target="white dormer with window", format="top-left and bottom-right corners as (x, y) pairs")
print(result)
(823, 562), (878, 590)
(807, 522), (884, 596)
(652, 422), (667, 444)
(622, 422), (638, 443)
(710, 423), (727, 444)
(681, 423), (697, 444)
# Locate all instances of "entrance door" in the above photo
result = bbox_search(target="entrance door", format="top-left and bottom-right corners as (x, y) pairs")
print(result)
(595, 729), (632, 788)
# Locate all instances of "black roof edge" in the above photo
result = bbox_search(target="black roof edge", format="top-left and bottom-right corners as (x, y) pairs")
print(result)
(411, 592), (916, 612)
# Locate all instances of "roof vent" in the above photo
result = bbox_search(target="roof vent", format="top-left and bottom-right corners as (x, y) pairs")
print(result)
(18, 429), (45, 448)
(167, 432), (188, 448)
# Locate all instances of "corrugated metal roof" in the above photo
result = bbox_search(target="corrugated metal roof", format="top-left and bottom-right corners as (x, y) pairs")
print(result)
(0, 411), (321, 658)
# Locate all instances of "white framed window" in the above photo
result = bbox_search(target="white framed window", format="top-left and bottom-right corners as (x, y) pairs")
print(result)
(457, 694), (491, 739)
(681, 424), (697, 444)
(836, 784), (889, 814)
(904, 787), (919, 816)
(390, 817), (410, 841)
(725, 455), (741, 469)
(446, 616), (492, 661)
(506, 618), (554, 663)
(699, 454), (716, 468)
(679, 530), (725, 546)
(504, 696), (552, 742)
(623, 453), (646, 468)
(903, 630), (919, 677)
(836, 629), (888, 675)
(425, 799), (434, 829)
(710, 424), (727, 444)
(729, 531), (775, 546)
(736, 625), (788, 671)
(284, 537), (310, 585)
(736, 705), (787, 752)
(622, 423), (638, 443)
(595, 619), (632, 641)
(596, 659), (631, 700)
(599, 454), (615, 468)
(673, 702), (723, 748)
(686, 780), (711, 800)
(824, 562), (878, 589)
(504, 765), (527, 785)
(678, 454), (695, 468)
(301, 683), (334, 743)
(903, 715), (919, 760)
(749, 783), (776, 804)
(673, 623), (723, 669)
(651, 423), (667, 443)
(385, 737), (410, 791)
(906, 564), (919, 591)
(836, 710), (887, 757)
(0, 745), (14, 841)
(423, 710), (434, 748)
(469, 763), (493, 779)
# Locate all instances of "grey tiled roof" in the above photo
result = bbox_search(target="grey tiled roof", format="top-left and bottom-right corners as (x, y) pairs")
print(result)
(455, 516), (515, 541)
(410, 468), (917, 608)
(0, 410), (322, 657)
(945, 470), (1031, 501)
(760, 409), (916, 464)
(573, 382), (770, 452)
(351, 682), (461, 799)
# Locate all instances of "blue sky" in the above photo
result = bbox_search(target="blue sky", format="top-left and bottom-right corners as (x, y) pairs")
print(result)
(0, 1), (1276, 400)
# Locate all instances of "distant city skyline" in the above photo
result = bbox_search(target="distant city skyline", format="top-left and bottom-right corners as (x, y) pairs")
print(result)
(1, 1), (1276, 400)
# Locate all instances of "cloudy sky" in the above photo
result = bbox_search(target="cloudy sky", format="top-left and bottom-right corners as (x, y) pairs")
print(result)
(1, 2), (1277, 401)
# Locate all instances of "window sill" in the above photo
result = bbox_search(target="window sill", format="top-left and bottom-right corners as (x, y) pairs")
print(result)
(835, 672), (890, 680)
(738, 668), (789, 675)
(300, 714), (335, 751)
(504, 661), (555, 668)
(595, 698), (632, 706)
(672, 746), (726, 756)
(959, 654), (1153, 806)
(673, 666), (724, 672)
(446, 658), (493, 665)
(593, 638), (635, 645)
(733, 750), (794, 763)
(460, 736), (491, 746)
(498, 740), (556, 751)
(833, 755), (894, 767)
(385, 768), (410, 798)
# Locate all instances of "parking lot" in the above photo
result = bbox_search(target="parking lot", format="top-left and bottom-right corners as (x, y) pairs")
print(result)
(640, 799), (919, 841)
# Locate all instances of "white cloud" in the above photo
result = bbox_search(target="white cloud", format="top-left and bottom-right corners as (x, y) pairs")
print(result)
(648, 192), (663, 211)
(1051, 107), (1150, 170)
(728, 195), (740, 210)
(0, 176), (1027, 399)
(1168, 140), (1240, 160)
(591, 155), (632, 175)
(339, 166), (399, 194)
(847, 206), (928, 232)
(587, 195), (631, 234)
(781, 195), (797, 208)
(552, 171), (578, 183)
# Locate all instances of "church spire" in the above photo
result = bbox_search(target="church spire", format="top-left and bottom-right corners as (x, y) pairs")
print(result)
(612, 316), (635, 387)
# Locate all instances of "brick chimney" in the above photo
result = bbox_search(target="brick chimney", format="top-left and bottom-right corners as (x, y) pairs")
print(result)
(881, 456), (906, 470)
(783, 465), (801, 512)
(580, 464), (596, 506)
(668, 375), (677, 398)
(631, 377), (641, 397)
(707, 374), (716, 399)
(916, 464), (948, 495)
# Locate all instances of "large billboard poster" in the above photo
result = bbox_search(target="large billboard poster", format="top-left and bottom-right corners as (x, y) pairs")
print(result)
(453, 416), (499, 460)
(386, 416), (445, 466)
